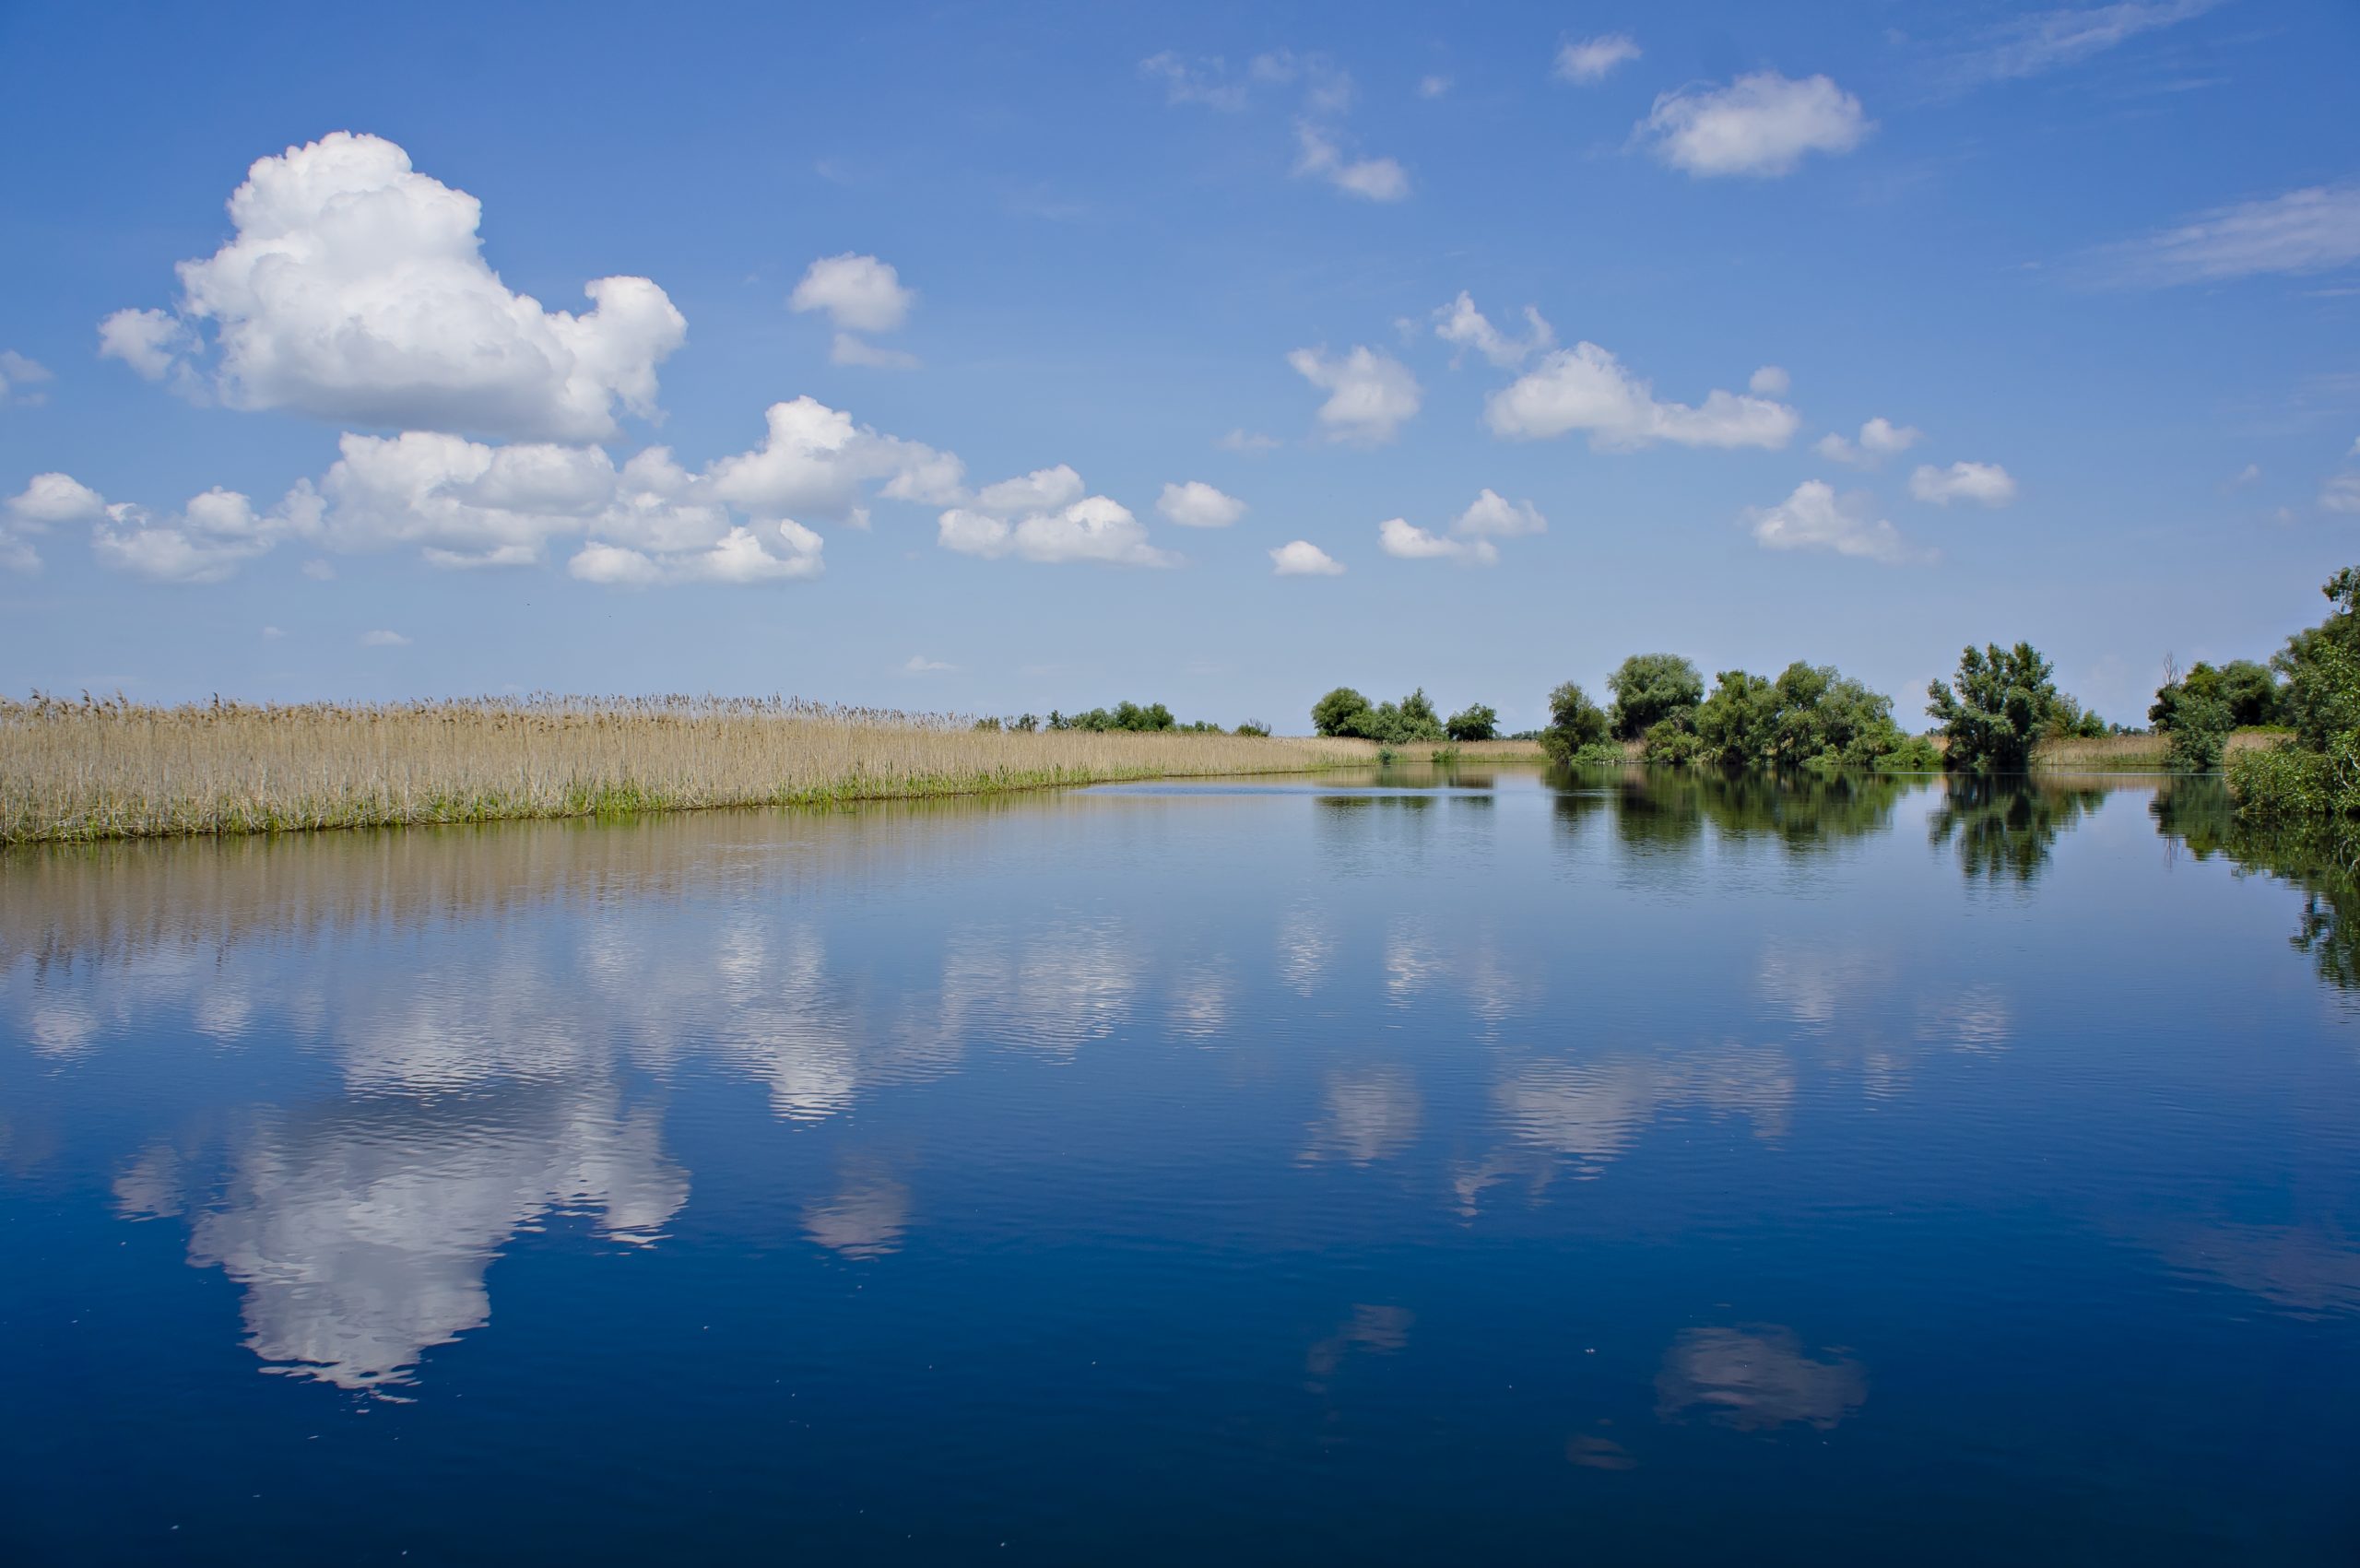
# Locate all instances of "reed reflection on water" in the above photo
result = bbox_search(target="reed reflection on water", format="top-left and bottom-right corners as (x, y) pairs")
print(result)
(3, 766), (2357, 1561)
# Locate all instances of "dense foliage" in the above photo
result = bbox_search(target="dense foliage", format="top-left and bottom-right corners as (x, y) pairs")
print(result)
(1633, 662), (1939, 772)
(1446, 702), (1500, 741)
(1605, 654), (1705, 740)
(1927, 643), (2061, 772)
(2152, 658), (2283, 732)
(1309, 686), (1454, 744)
(1046, 701), (1176, 733)
(2229, 567), (2360, 822)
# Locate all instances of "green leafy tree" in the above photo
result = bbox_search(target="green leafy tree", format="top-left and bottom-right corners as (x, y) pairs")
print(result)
(1927, 643), (2060, 772)
(2231, 567), (2360, 821)
(1234, 719), (1272, 737)
(2154, 658), (2284, 733)
(1445, 702), (1499, 741)
(1542, 680), (1613, 762)
(1606, 654), (1705, 739)
(1312, 686), (1373, 737)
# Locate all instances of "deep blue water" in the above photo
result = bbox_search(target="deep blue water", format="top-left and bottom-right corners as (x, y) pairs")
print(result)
(3, 768), (2356, 1563)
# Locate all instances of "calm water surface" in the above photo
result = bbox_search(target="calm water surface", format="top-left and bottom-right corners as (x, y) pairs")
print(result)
(4, 767), (2356, 1562)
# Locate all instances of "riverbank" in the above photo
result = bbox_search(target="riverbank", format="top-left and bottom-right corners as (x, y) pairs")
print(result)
(0, 695), (1379, 845)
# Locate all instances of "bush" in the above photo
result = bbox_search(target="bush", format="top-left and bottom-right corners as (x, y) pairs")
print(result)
(1640, 717), (1706, 764)
(1542, 681), (1611, 762)
(1310, 685), (1446, 743)
(1234, 720), (1272, 737)
(2165, 695), (2233, 772)
(1446, 702), (1499, 741)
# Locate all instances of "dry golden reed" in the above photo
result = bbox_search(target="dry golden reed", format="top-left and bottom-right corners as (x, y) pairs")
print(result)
(0, 692), (1382, 845)
(2030, 730), (2281, 772)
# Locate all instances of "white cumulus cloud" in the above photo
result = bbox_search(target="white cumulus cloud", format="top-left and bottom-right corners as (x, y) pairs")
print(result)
(1910, 461), (2017, 506)
(791, 253), (918, 368)
(568, 523), (823, 586)
(1748, 480), (1926, 565)
(1452, 488), (1547, 537)
(100, 133), (686, 442)
(88, 483), (323, 584)
(1378, 517), (1498, 565)
(1293, 123), (1410, 202)
(938, 473), (1177, 568)
(1270, 539), (1345, 576)
(6, 471), (107, 529)
(788, 253), (914, 334)
(1641, 72), (1871, 178)
(1749, 365), (1791, 395)
(1157, 480), (1245, 528)
(1815, 416), (1924, 466)
(1485, 341), (1799, 449)
(1289, 345), (1422, 446)
(1434, 293), (1556, 370)
(705, 395), (963, 519)
(1555, 33), (1641, 84)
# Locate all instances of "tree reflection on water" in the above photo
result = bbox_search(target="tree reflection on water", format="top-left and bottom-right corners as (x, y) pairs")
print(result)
(2154, 777), (2360, 995)
(1928, 778), (2108, 885)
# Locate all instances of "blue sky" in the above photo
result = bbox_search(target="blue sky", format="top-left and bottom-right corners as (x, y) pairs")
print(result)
(2, 0), (2356, 729)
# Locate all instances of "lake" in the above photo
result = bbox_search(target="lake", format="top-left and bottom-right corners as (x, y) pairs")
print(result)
(3, 767), (2356, 1562)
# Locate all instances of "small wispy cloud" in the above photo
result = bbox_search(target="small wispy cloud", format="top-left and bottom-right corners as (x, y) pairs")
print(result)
(1554, 33), (1641, 85)
(1947, 0), (2224, 86)
(2087, 184), (2360, 288)
(1217, 429), (1280, 453)
(359, 629), (409, 647)
(904, 654), (955, 673)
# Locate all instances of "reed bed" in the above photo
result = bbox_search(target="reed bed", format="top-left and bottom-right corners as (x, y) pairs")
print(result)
(2030, 730), (2283, 772)
(0, 693), (1379, 845)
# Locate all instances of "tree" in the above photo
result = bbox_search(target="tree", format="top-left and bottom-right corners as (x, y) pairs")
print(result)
(1445, 702), (1499, 741)
(1606, 654), (1705, 740)
(1542, 680), (1612, 762)
(2154, 658), (2283, 733)
(1927, 643), (2059, 772)
(1311, 687), (1373, 737)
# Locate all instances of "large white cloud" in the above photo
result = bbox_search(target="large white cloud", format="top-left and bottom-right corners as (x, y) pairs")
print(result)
(1909, 460), (2017, 506)
(1747, 479), (1924, 564)
(1486, 342), (1799, 449)
(706, 395), (963, 519)
(1288, 345), (1422, 446)
(1434, 293), (1556, 370)
(318, 432), (617, 567)
(1640, 73), (1870, 178)
(938, 472), (1176, 568)
(1157, 479), (1245, 528)
(98, 132), (687, 442)
(1378, 517), (1498, 565)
